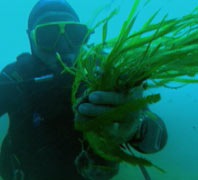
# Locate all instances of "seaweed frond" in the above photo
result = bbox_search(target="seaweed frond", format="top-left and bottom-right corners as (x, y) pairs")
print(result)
(57, 0), (198, 172)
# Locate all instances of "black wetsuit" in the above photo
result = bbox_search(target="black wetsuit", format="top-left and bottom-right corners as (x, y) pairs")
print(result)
(0, 53), (84, 180)
(0, 53), (168, 180)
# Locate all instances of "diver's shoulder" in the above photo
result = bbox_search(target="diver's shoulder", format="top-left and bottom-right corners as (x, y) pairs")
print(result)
(16, 52), (33, 61)
(1, 52), (34, 81)
(2, 52), (33, 70)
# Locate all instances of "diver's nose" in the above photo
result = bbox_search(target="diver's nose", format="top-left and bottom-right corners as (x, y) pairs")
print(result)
(56, 34), (72, 53)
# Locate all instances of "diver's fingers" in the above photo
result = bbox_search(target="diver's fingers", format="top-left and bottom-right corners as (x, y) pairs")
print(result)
(78, 103), (112, 117)
(88, 91), (129, 105)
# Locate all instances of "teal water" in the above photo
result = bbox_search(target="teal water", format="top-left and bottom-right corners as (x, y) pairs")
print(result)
(0, 0), (198, 179)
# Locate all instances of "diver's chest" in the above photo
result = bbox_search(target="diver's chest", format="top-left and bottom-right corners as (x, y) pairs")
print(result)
(25, 80), (72, 119)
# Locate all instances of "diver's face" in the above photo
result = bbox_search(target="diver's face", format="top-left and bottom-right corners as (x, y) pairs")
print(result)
(28, 12), (87, 72)
(30, 31), (79, 72)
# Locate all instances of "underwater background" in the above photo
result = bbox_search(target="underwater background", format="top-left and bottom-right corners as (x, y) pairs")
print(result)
(0, 0), (198, 179)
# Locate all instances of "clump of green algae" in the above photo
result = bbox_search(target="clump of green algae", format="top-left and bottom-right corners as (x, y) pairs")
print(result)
(57, 0), (198, 173)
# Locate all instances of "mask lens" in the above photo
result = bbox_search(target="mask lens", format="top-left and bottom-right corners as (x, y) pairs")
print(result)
(64, 24), (88, 47)
(35, 24), (59, 50)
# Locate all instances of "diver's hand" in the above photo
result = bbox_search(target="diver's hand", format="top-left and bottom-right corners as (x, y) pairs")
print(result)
(75, 91), (141, 144)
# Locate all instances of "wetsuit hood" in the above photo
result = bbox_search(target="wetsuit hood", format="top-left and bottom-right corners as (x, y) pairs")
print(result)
(28, 0), (80, 31)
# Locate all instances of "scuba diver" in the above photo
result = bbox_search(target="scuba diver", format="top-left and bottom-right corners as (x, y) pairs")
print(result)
(0, 0), (168, 180)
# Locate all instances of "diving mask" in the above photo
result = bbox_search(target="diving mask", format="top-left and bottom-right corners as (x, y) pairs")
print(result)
(30, 21), (89, 51)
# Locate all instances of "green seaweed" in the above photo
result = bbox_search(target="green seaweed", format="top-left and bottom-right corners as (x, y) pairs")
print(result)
(57, 0), (198, 173)
(84, 131), (165, 173)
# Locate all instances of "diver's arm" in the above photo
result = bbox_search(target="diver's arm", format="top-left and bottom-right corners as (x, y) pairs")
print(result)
(126, 85), (168, 153)
(128, 109), (168, 153)
(0, 64), (22, 116)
